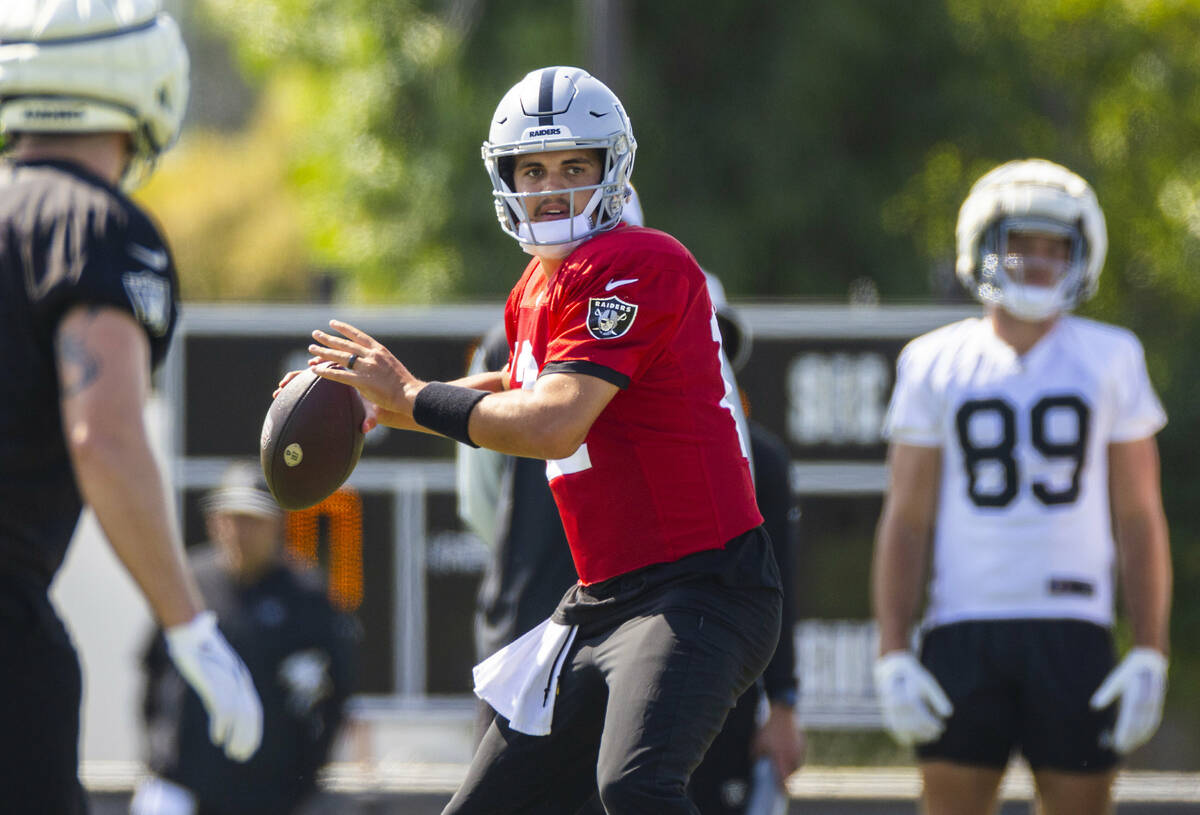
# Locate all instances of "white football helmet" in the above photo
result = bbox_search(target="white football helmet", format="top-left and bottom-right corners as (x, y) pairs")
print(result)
(482, 66), (636, 257)
(956, 159), (1107, 321)
(0, 0), (189, 190)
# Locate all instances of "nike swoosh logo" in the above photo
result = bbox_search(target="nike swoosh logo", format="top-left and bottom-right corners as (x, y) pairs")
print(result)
(604, 278), (638, 291)
(128, 243), (169, 271)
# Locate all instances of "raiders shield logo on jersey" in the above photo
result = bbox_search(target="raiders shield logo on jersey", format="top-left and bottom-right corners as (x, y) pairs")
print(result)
(587, 296), (637, 339)
(122, 270), (171, 337)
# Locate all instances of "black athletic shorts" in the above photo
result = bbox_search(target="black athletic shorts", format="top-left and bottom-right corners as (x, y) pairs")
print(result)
(0, 573), (88, 814)
(915, 618), (1118, 772)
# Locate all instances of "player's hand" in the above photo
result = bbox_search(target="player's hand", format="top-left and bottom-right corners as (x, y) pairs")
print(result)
(1089, 647), (1168, 754)
(358, 391), (381, 434)
(165, 611), (263, 761)
(873, 650), (953, 746)
(308, 319), (424, 418)
(752, 702), (807, 781)
(273, 367), (308, 397)
(273, 363), (381, 434)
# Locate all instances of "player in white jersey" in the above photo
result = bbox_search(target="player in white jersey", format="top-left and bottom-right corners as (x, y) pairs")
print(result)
(871, 159), (1172, 815)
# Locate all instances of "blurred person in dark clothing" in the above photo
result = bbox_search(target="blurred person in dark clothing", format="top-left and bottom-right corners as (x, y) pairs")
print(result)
(131, 464), (358, 815)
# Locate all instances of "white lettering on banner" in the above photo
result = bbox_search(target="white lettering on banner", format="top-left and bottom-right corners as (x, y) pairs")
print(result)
(786, 351), (890, 445)
(514, 339), (540, 391)
(794, 620), (883, 728)
(546, 443), (592, 481)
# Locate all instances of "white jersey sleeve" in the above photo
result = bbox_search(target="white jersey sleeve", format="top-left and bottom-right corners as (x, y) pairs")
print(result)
(1109, 333), (1167, 442)
(884, 320), (979, 447)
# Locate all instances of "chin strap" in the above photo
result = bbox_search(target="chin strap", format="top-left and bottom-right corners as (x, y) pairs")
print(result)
(1003, 282), (1069, 321)
(521, 238), (587, 259)
(514, 187), (606, 257)
(518, 210), (594, 258)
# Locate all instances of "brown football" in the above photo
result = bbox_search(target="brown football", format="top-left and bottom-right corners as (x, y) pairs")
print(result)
(260, 368), (365, 510)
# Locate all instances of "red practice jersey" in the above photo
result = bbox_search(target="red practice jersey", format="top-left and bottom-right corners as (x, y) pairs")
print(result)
(503, 224), (761, 584)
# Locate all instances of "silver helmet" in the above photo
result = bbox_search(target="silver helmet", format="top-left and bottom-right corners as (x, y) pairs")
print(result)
(0, 0), (190, 190)
(956, 159), (1107, 321)
(482, 66), (636, 256)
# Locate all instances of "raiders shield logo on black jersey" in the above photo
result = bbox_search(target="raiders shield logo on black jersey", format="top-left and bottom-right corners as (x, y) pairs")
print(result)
(122, 270), (172, 337)
(587, 296), (637, 339)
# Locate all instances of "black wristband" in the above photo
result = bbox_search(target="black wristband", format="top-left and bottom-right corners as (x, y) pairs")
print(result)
(412, 382), (489, 447)
(769, 687), (798, 708)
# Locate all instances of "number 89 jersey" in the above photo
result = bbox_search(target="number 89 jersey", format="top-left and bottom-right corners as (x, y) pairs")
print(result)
(884, 315), (1166, 628)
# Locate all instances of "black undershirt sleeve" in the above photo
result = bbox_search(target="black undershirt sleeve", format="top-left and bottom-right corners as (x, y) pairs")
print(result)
(539, 359), (630, 389)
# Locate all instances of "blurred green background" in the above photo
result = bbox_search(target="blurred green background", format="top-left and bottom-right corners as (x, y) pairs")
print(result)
(145, 0), (1200, 768)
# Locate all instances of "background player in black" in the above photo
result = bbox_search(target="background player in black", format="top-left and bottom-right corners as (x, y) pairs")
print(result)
(133, 465), (358, 815)
(457, 290), (806, 814)
(693, 293), (806, 814)
(0, 3), (261, 812)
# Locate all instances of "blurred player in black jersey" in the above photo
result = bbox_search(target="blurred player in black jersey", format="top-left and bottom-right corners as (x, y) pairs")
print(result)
(0, 2), (262, 812)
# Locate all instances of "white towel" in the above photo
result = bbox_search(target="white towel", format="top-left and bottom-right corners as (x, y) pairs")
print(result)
(472, 616), (578, 736)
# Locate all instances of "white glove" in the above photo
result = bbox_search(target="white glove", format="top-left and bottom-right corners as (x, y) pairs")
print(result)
(165, 611), (263, 762)
(873, 650), (953, 746)
(1089, 647), (1168, 754)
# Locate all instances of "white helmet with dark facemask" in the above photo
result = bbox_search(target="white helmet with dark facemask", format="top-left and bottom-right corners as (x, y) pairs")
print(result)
(0, 0), (189, 190)
(483, 66), (636, 258)
(956, 159), (1107, 321)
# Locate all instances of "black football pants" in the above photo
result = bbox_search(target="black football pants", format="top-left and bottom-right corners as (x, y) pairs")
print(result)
(0, 575), (88, 815)
(443, 579), (780, 815)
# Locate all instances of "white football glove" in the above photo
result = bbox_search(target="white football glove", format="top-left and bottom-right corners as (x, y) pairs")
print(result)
(873, 650), (954, 746)
(165, 611), (263, 762)
(1089, 647), (1168, 754)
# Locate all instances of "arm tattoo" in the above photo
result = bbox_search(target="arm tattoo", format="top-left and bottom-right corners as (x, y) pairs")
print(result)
(55, 308), (103, 398)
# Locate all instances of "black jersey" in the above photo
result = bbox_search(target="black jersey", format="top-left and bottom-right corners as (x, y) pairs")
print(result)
(0, 158), (179, 586)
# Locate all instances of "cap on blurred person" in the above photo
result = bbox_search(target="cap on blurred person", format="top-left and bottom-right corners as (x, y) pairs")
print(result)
(201, 463), (281, 519)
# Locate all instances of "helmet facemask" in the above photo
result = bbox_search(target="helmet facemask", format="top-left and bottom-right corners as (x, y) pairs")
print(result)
(976, 216), (1088, 321)
(485, 137), (633, 258)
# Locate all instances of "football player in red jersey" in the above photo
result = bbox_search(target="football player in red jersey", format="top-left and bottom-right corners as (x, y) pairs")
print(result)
(295, 67), (783, 814)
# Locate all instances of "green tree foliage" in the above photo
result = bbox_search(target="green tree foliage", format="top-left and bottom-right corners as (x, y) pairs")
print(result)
(137, 99), (314, 301)
(201, 0), (478, 301)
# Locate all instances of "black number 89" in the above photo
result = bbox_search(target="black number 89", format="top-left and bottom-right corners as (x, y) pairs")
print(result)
(954, 395), (1090, 508)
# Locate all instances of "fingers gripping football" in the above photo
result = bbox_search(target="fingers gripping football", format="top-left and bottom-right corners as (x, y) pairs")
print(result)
(873, 651), (954, 746)
(165, 611), (263, 761)
(1089, 647), (1168, 754)
(308, 320), (422, 418)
